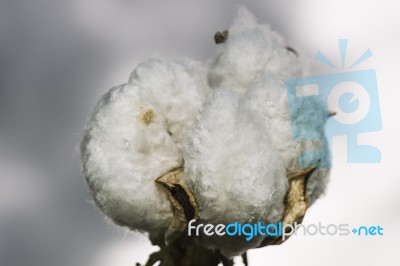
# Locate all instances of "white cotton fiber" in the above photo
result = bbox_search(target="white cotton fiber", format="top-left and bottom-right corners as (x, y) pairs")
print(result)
(207, 6), (330, 204)
(81, 57), (209, 238)
(243, 77), (301, 171)
(81, 84), (180, 236)
(244, 77), (330, 204)
(208, 7), (304, 94)
(129, 57), (209, 150)
(183, 88), (287, 257)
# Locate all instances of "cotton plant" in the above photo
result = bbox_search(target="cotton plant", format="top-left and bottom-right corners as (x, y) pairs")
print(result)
(81, 7), (330, 266)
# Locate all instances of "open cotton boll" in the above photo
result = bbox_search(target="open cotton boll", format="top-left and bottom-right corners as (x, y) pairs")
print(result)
(183, 88), (287, 257)
(81, 84), (182, 237)
(129, 57), (209, 150)
(244, 77), (330, 204)
(208, 7), (303, 93)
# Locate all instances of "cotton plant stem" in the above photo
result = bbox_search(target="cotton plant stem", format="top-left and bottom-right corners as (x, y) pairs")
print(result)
(139, 242), (240, 266)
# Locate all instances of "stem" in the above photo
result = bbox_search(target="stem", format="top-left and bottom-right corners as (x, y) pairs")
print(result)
(139, 241), (236, 266)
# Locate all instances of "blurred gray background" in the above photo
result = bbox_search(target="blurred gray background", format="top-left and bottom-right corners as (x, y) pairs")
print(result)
(0, 1), (399, 266)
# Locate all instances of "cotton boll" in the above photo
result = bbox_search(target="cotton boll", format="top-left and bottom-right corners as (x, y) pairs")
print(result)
(208, 7), (303, 93)
(129, 57), (209, 150)
(81, 7), (332, 258)
(81, 84), (182, 237)
(244, 77), (330, 204)
(183, 88), (287, 257)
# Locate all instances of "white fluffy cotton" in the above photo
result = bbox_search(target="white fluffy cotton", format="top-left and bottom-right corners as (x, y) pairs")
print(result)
(81, 57), (208, 238)
(183, 88), (287, 256)
(81, 6), (331, 257)
(243, 77), (330, 204)
(208, 7), (304, 94)
(81, 84), (178, 236)
(208, 7), (330, 205)
(128, 57), (209, 150)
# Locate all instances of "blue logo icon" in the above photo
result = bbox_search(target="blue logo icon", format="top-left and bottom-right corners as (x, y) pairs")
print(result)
(287, 39), (382, 167)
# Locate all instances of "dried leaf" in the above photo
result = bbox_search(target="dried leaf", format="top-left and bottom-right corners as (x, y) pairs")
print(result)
(156, 168), (199, 244)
